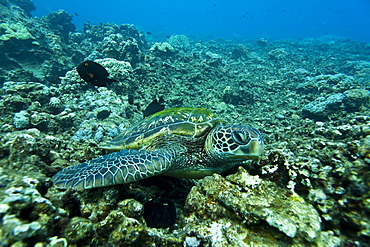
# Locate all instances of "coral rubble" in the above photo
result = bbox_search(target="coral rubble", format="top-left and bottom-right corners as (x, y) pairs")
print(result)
(0, 0), (369, 246)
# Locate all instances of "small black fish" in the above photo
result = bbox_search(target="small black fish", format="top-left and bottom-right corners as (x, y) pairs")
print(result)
(74, 12), (79, 16)
(143, 96), (165, 118)
(77, 60), (117, 87)
(146, 32), (151, 34)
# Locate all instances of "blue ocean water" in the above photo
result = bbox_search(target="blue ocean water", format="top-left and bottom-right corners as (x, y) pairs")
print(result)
(32, 0), (370, 42)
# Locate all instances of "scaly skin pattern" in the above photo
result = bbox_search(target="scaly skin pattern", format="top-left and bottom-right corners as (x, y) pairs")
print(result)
(52, 149), (174, 191)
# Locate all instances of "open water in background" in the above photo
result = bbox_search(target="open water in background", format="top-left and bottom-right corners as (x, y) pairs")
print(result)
(32, 0), (370, 42)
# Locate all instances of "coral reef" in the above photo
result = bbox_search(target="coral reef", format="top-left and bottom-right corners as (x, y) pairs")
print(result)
(0, 2), (146, 84)
(0, 22), (35, 41)
(43, 10), (75, 43)
(0, 168), (57, 245)
(167, 35), (191, 51)
(150, 42), (177, 57)
(9, 0), (35, 15)
(0, 0), (369, 246)
(182, 167), (339, 246)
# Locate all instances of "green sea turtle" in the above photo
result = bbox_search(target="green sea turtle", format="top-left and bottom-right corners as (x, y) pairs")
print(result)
(52, 107), (264, 190)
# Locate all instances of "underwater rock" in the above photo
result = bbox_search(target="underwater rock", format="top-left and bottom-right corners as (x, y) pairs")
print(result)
(358, 134), (370, 160)
(56, 109), (76, 130)
(183, 167), (332, 246)
(118, 198), (143, 220)
(30, 112), (51, 131)
(71, 119), (122, 143)
(6, 128), (63, 173)
(2, 82), (64, 132)
(0, 22), (35, 41)
(1, 94), (31, 116)
(91, 200), (151, 246)
(3, 81), (56, 106)
(312, 121), (365, 139)
(46, 97), (64, 114)
(58, 69), (84, 92)
(222, 86), (254, 105)
(100, 33), (143, 65)
(84, 22), (147, 51)
(69, 32), (83, 44)
(79, 22), (147, 66)
(167, 35), (191, 51)
(13, 221), (43, 240)
(150, 42), (177, 56)
(185, 236), (201, 247)
(204, 51), (223, 67)
(47, 236), (68, 247)
(108, 216), (146, 246)
(296, 74), (355, 94)
(13, 110), (30, 129)
(63, 217), (94, 244)
(94, 208), (127, 241)
(343, 88), (370, 111)
(256, 37), (268, 46)
(0, 171), (56, 245)
(268, 48), (287, 59)
(0, 5), (77, 83)
(231, 43), (249, 60)
(95, 58), (132, 84)
(302, 93), (345, 120)
(9, 0), (36, 15)
(43, 10), (76, 43)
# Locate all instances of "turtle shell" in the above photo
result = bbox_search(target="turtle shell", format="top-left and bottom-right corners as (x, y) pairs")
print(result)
(102, 107), (221, 151)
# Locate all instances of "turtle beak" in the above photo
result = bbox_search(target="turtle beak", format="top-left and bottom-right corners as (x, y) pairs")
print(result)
(240, 139), (264, 159)
(234, 138), (263, 160)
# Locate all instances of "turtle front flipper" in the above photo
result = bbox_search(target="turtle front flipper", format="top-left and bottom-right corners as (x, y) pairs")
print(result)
(52, 149), (173, 190)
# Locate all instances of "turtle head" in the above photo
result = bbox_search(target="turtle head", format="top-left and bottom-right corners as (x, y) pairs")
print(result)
(205, 124), (264, 162)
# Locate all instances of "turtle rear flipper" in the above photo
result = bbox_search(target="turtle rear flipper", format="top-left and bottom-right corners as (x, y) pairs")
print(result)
(52, 149), (172, 190)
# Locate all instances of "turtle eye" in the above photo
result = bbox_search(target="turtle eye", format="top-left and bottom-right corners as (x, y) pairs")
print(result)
(231, 131), (250, 145)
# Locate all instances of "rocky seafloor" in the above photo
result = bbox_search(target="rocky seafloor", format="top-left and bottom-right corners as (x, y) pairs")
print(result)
(1, 0), (370, 246)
